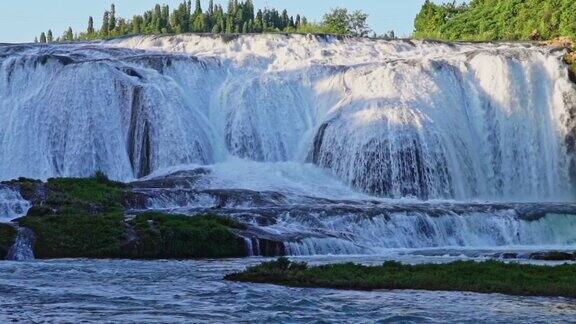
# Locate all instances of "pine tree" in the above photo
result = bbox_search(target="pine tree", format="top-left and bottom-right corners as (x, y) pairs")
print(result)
(194, 0), (202, 16)
(34, 37), (39, 43)
(109, 4), (117, 33)
(102, 11), (110, 36)
(64, 27), (74, 41)
(208, 0), (214, 16)
(255, 9), (263, 32)
(47, 30), (53, 42)
(87, 16), (95, 35)
(39, 33), (47, 43)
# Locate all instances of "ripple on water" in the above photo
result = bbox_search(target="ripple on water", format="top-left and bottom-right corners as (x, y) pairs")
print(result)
(0, 256), (574, 323)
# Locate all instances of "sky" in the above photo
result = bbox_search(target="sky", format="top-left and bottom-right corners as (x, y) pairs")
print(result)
(0, 0), (447, 43)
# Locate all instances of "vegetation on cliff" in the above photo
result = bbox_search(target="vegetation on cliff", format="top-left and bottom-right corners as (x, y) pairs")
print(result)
(226, 258), (576, 297)
(414, 0), (576, 41)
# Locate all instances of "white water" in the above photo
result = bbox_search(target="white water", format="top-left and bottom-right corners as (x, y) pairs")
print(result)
(278, 211), (576, 255)
(1, 35), (575, 202)
(6, 227), (35, 261)
(0, 186), (30, 222)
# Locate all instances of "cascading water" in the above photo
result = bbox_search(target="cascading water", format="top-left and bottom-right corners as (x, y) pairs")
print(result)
(0, 185), (30, 222)
(6, 227), (35, 261)
(2, 34), (576, 256)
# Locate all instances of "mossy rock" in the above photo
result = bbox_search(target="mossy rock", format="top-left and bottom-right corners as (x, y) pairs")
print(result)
(18, 175), (128, 259)
(15, 175), (250, 260)
(44, 176), (126, 213)
(1, 177), (42, 201)
(0, 224), (17, 259)
(564, 52), (576, 84)
(128, 212), (247, 259)
(20, 213), (126, 259)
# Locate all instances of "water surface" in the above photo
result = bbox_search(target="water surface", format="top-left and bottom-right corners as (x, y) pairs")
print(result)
(1, 254), (574, 323)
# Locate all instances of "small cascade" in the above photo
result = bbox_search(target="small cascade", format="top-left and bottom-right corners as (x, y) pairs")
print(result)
(6, 227), (35, 261)
(264, 209), (576, 256)
(0, 186), (31, 222)
(242, 236), (254, 257)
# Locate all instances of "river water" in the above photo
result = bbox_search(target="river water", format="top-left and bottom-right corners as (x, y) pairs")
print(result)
(1, 253), (574, 323)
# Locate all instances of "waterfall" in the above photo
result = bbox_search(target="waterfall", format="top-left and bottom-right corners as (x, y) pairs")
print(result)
(2, 35), (576, 257)
(1, 35), (574, 201)
(0, 186), (31, 222)
(6, 227), (35, 261)
(280, 211), (576, 255)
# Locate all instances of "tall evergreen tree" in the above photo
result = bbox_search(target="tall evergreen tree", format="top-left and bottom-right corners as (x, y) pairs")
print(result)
(194, 0), (202, 16)
(109, 5), (117, 33)
(101, 11), (110, 36)
(87, 16), (95, 35)
(64, 27), (74, 41)
(47, 30), (53, 42)
(39, 32), (47, 43)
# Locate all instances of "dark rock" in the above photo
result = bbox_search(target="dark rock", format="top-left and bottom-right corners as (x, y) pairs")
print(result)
(529, 251), (576, 261)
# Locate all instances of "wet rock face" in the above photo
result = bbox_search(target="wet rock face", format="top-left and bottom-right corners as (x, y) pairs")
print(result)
(529, 251), (576, 261)
(0, 223), (16, 259)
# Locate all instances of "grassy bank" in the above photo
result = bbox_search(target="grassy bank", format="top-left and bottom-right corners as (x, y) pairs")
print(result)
(226, 258), (576, 298)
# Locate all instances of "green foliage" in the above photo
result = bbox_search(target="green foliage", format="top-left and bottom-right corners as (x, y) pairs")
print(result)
(20, 213), (126, 258)
(19, 175), (127, 258)
(0, 224), (16, 259)
(38, 1), (373, 42)
(227, 259), (576, 297)
(44, 175), (125, 211)
(414, 0), (576, 41)
(129, 212), (246, 259)
(10, 175), (250, 260)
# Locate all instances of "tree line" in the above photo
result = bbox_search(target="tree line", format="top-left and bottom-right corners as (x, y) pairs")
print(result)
(36, 0), (384, 43)
(414, 0), (576, 41)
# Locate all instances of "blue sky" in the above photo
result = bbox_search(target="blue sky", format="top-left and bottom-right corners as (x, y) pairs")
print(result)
(0, 1), (449, 43)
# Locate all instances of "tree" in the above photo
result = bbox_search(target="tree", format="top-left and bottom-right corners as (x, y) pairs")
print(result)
(39, 33), (47, 43)
(64, 27), (74, 41)
(87, 16), (95, 35)
(47, 30), (53, 42)
(101, 11), (110, 36)
(194, 0), (202, 16)
(322, 8), (350, 34)
(109, 4), (117, 33)
(349, 10), (371, 37)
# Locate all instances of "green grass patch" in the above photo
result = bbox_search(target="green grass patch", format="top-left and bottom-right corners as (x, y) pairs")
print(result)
(18, 174), (128, 258)
(19, 213), (126, 258)
(44, 175), (126, 213)
(226, 258), (576, 298)
(0, 224), (16, 259)
(128, 212), (247, 259)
